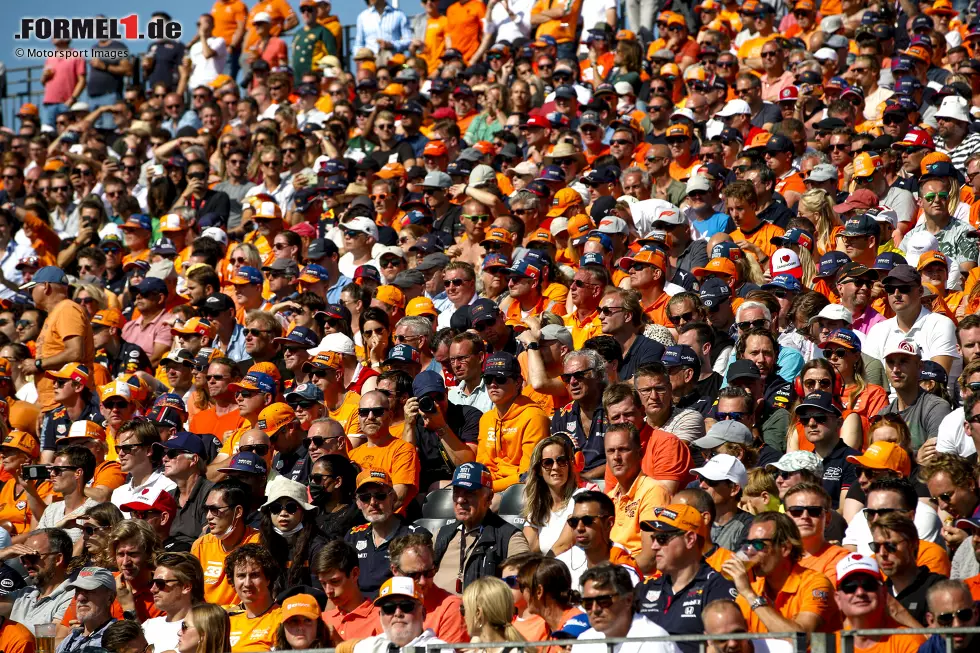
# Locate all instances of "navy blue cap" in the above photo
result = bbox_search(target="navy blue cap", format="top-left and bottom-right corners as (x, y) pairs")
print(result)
(762, 274), (803, 292)
(699, 277), (731, 308)
(815, 251), (851, 278)
(413, 370), (446, 398)
(218, 452), (269, 476)
(135, 278), (169, 296)
(274, 326), (320, 349)
(154, 432), (207, 457)
(284, 382), (325, 403)
(483, 351), (520, 378)
(450, 462), (492, 490)
(470, 298), (501, 323)
(920, 360), (948, 385)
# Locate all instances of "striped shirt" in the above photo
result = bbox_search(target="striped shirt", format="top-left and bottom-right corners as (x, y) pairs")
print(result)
(935, 131), (980, 174)
(354, 4), (412, 54)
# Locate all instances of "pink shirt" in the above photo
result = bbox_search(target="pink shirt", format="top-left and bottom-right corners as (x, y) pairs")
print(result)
(120, 310), (174, 357)
(43, 53), (85, 104)
(852, 305), (886, 335)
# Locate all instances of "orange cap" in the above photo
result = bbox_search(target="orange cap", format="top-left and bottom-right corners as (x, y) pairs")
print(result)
(2, 430), (39, 459)
(172, 317), (216, 338)
(548, 188), (583, 217)
(692, 258), (739, 279)
(92, 309), (125, 329)
(49, 363), (91, 385)
(406, 296), (439, 318)
(282, 594), (321, 621)
(916, 250), (949, 271)
(852, 153), (881, 179)
(257, 403), (297, 435)
(481, 228), (515, 246)
(528, 228), (556, 245)
(377, 162), (407, 179)
(375, 285), (405, 309)
(846, 441), (911, 477)
(641, 504), (710, 539)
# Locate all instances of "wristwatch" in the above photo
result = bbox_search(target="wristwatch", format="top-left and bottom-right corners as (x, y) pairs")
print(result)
(527, 342), (540, 350)
(749, 596), (769, 611)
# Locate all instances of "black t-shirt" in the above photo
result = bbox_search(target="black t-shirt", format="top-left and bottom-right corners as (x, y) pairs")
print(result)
(145, 39), (185, 89)
(88, 40), (130, 98)
(368, 142), (416, 168)
(416, 403), (481, 488)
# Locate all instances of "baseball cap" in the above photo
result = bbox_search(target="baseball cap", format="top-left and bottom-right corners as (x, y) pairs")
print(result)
(691, 454), (748, 487)
(694, 421), (753, 449)
(846, 441), (911, 477)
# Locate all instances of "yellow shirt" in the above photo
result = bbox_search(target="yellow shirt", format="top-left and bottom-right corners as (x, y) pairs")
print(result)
(192, 528), (263, 607)
(229, 607), (283, 652)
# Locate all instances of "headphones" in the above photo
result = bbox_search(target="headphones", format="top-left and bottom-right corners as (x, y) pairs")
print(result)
(792, 364), (845, 399)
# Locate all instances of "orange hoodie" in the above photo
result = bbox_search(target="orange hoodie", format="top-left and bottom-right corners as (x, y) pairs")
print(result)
(477, 395), (550, 492)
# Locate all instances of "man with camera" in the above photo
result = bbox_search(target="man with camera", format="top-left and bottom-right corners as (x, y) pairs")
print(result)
(404, 371), (480, 493)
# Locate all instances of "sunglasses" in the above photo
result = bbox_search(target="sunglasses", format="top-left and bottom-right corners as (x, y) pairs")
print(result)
(379, 600), (417, 615)
(786, 505), (824, 518)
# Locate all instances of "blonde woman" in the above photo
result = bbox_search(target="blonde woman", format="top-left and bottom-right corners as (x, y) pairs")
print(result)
(798, 189), (842, 256)
(176, 603), (231, 653)
(462, 577), (528, 653)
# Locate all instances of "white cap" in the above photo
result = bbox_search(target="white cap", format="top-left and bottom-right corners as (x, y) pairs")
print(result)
(320, 332), (355, 356)
(550, 217), (569, 236)
(884, 339), (921, 359)
(614, 81), (635, 96)
(342, 216), (379, 240)
(671, 108), (695, 122)
(253, 11), (272, 23)
(814, 47), (839, 62)
(836, 554), (882, 587)
(715, 99), (751, 117)
(935, 95), (971, 123)
(820, 15), (844, 33)
(376, 245), (406, 261)
(903, 230), (940, 267)
(691, 454), (748, 487)
(808, 304), (853, 324)
(201, 226), (228, 247)
(597, 216), (629, 235)
(770, 248), (802, 276)
(686, 175), (712, 194)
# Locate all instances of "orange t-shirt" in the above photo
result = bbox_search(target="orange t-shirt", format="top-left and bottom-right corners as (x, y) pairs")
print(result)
(737, 563), (841, 633)
(36, 298), (95, 411)
(349, 436), (421, 510)
(211, 0), (248, 44)
(420, 16), (448, 74)
(731, 221), (785, 260)
(61, 573), (162, 625)
(445, 0), (485, 61)
(323, 599), (382, 641)
(0, 618), (35, 653)
(190, 407), (244, 442)
(192, 528), (264, 606)
(799, 542), (851, 586)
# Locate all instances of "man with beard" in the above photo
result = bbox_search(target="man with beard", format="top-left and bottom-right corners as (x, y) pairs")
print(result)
(57, 566), (118, 652)
(345, 470), (428, 597)
(160, 433), (214, 551)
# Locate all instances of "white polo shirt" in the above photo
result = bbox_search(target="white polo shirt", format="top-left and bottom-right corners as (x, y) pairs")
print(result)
(863, 307), (961, 384)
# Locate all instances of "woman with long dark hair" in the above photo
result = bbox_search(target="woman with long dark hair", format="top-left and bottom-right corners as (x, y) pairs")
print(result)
(259, 477), (329, 587)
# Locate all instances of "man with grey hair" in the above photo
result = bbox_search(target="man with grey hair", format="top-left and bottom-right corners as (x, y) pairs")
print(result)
(620, 167), (652, 201)
(57, 566), (117, 652)
(553, 349), (609, 480)
(395, 315), (437, 373)
(922, 579), (978, 653)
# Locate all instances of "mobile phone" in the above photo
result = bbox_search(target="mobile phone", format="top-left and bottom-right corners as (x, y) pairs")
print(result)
(22, 465), (50, 481)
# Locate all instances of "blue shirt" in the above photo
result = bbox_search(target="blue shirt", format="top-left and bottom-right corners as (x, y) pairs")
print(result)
(327, 274), (353, 304)
(354, 4), (412, 54)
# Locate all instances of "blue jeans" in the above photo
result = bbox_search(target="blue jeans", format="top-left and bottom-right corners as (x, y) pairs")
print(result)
(41, 103), (70, 128)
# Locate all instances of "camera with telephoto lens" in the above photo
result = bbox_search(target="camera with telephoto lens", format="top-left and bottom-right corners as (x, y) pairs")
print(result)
(419, 396), (437, 414)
